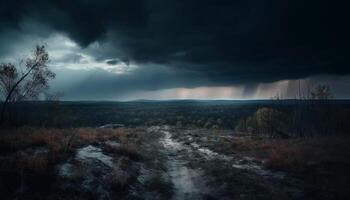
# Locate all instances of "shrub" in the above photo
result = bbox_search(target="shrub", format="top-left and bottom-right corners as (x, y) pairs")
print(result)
(264, 143), (305, 171)
(239, 107), (288, 137)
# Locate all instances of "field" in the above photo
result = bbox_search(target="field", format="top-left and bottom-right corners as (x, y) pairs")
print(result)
(0, 100), (350, 199)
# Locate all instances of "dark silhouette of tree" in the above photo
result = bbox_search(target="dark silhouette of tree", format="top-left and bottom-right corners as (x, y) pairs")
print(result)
(0, 45), (55, 123)
(311, 84), (332, 100)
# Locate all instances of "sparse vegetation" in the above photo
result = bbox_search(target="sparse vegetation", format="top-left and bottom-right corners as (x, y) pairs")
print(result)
(226, 136), (350, 171)
(0, 100), (349, 199)
(0, 127), (173, 199)
(104, 143), (143, 161)
(221, 136), (350, 198)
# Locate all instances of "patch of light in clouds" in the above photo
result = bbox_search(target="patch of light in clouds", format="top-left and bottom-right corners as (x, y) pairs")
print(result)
(124, 86), (245, 100)
(47, 34), (138, 74)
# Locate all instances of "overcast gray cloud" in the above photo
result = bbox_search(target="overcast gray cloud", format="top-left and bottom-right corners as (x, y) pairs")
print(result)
(0, 0), (349, 100)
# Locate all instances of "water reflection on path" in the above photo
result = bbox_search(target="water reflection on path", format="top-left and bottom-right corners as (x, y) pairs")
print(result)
(158, 126), (210, 200)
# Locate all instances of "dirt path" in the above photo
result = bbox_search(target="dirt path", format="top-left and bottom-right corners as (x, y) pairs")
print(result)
(3, 126), (337, 200)
(159, 127), (210, 200)
(56, 126), (305, 200)
(153, 126), (305, 200)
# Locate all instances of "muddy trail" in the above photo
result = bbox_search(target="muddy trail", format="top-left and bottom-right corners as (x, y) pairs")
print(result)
(149, 126), (306, 200)
(158, 127), (211, 199)
(8, 126), (325, 200)
(55, 126), (308, 200)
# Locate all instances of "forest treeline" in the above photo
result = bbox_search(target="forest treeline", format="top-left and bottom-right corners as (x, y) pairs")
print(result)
(1, 99), (349, 138)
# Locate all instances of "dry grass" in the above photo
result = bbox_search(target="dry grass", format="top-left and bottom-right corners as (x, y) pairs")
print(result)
(264, 137), (350, 171)
(0, 127), (142, 176)
(0, 127), (69, 153)
(76, 128), (98, 143)
(104, 143), (142, 161)
(229, 137), (258, 151)
(227, 136), (350, 172)
(0, 126), (146, 199)
(0, 128), (68, 181)
(74, 127), (135, 144)
(264, 143), (307, 171)
(0, 127), (135, 153)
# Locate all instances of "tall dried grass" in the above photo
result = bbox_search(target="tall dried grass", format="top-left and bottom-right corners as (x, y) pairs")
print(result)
(228, 136), (350, 172)
(104, 143), (142, 161)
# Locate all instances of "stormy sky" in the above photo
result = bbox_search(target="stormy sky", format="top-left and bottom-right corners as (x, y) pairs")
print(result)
(0, 0), (349, 100)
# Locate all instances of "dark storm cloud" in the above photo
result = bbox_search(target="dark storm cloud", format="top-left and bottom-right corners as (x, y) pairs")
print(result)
(0, 0), (148, 50)
(0, 0), (349, 85)
(106, 59), (119, 65)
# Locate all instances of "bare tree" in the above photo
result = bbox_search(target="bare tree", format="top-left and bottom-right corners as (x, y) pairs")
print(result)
(0, 45), (55, 123)
(311, 84), (332, 100)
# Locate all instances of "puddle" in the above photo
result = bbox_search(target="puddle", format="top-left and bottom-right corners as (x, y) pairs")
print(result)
(76, 145), (113, 168)
(161, 130), (185, 152)
(58, 142), (147, 200)
(59, 163), (76, 178)
(58, 145), (116, 199)
(58, 145), (115, 181)
(168, 160), (207, 200)
(105, 140), (121, 148)
(156, 126), (210, 200)
(156, 126), (285, 181)
(191, 142), (231, 161)
(198, 147), (219, 158)
(32, 147), (49, 156)
(189, 140), (285, 179)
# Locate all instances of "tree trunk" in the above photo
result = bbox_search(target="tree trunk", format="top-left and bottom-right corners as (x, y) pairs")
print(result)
(0, 64), (37, 124)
